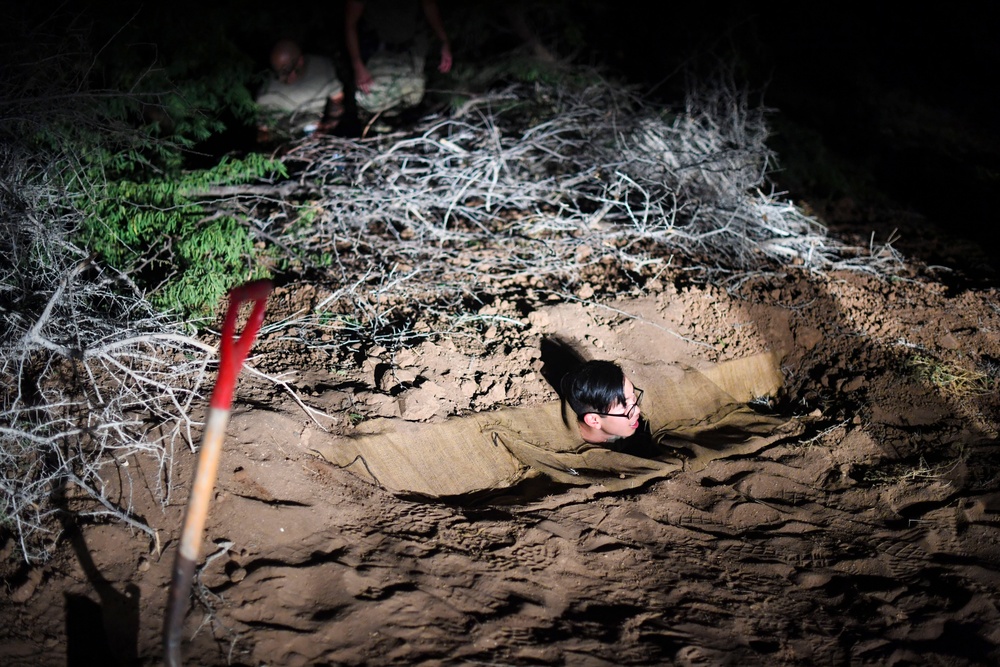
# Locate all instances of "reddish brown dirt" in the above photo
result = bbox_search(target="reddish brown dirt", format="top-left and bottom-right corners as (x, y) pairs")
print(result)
(3, 253), (1000, 666)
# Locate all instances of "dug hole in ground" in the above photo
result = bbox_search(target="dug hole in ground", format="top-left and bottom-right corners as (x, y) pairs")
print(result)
(2, 76), (999, 666)
(4, 265), (999, 667)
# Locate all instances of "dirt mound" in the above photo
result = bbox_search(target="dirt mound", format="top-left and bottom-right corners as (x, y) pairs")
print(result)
(2, 267), (999, 666)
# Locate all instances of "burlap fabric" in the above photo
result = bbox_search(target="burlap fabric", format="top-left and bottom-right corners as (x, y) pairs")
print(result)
(311, 352), (803, 500)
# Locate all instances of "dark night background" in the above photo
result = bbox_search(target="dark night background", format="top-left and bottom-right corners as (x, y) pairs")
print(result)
(12, 1), (1000, 285)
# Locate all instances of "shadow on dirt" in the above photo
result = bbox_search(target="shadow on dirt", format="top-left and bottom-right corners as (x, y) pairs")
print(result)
(60, 516), (141, 666)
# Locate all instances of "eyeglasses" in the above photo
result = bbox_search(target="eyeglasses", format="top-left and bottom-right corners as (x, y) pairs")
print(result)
(589, 388), (643, 420)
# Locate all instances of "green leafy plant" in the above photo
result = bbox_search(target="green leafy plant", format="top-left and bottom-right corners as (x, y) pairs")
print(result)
(78, 153), (285, 317)
(3, 5), (289, 320)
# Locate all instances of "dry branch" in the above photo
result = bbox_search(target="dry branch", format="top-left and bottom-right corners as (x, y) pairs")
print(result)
(0, 144), (217, 561)
(1, 73), (909, 561)
(223, 75), (902, 355)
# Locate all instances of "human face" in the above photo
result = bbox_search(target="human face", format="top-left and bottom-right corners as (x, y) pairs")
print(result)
(592, 378), (642, 439)
(275, 55), (304, 84)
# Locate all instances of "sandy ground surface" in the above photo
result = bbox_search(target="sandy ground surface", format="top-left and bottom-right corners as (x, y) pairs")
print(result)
(3, 240), (1000, 666)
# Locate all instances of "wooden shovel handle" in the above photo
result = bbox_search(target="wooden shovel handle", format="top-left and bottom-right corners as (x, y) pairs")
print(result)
(163, 279), (272, 667)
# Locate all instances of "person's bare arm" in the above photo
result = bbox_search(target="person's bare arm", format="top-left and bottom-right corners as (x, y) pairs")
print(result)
(421, 0), (452, 73)
(345, 0), (373, 92)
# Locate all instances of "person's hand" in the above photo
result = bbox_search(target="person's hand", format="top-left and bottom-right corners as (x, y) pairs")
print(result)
(354, 62), (373, 94)
(438, 44), (452, 73)
(318, 93), (345, 133)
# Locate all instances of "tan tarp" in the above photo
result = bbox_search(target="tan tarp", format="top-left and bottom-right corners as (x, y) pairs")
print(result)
(311, 352), (803, 500)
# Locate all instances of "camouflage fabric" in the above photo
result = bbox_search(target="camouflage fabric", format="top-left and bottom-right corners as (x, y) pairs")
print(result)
(355, 49), (426, 116)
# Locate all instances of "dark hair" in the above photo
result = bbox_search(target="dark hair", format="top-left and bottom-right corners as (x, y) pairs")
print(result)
(560, 360), (627, 422)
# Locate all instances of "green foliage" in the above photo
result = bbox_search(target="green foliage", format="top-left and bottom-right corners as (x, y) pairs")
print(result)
(85, 6), (260, 153)
(2, 5), (289, 321)
(155, 216), (266, 318)
(78, 154), (286, 317)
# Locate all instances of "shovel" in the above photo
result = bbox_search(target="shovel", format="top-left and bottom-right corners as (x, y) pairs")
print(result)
(163, 279), (273, 667)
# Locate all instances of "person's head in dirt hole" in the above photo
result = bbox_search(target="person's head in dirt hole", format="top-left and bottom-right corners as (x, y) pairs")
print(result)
(561, 360), (644, 444)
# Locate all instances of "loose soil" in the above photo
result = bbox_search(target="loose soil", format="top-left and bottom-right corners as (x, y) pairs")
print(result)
(3, 220), (1000, 666)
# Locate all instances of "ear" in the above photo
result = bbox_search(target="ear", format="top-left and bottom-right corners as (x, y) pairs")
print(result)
(583, 413), (601, 429)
